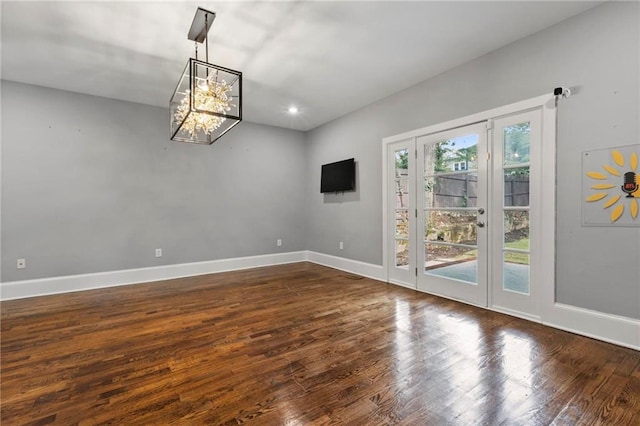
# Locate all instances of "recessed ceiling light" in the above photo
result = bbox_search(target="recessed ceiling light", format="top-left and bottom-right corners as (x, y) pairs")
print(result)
(288, 106), (299, 114)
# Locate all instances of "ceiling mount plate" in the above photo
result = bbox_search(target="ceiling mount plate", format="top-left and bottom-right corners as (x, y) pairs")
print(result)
(188, 7), (216, 43)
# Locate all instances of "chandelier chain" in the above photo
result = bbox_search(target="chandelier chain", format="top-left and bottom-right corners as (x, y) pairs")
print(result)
(205, 13), (209, 64)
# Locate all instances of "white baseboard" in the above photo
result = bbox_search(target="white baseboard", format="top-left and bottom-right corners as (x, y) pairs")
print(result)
(2, 250), (638, 351)
(543, 303), (639, 351)
(490, 305), (542, 324)
(0, 251), (307, 301)
(388, 279), (417, 290)
(306, 251), (385, 282)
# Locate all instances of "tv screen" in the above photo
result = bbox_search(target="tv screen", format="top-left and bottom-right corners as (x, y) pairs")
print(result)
(321, 158), (355, 193)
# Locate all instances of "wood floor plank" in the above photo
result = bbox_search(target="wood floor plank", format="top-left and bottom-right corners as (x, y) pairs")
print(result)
(2, 262), (639, 425)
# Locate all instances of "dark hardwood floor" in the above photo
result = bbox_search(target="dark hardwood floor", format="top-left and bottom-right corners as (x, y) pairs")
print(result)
(1, 262), (638, 425)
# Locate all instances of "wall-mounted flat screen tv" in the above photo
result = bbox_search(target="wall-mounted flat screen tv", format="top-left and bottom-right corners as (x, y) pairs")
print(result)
(321, 158), (355, 193)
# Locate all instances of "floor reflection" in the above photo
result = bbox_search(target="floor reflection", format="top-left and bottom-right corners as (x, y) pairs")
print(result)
(500, 332), (534, 418)
(394, 299), (414, 379)
(277, 400), (304, 426)
(433, 313), (484, 420)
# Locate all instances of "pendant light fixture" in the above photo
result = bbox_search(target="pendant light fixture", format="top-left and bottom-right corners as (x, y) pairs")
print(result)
(170, 8), (242, 144)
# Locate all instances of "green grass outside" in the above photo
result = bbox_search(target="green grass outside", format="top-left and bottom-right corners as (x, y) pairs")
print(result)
(460, 237), (530, 265)
(504, 237), (529, 264)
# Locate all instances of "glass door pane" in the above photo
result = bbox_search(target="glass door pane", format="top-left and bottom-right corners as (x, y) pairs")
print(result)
(491, 110), (541, 319)
(394, 149), (410, 268)
(417, 123), (488, 307)
(424, 134), (480, 285)
(424, 209), (478, 284)
(387, 140), (416, 287)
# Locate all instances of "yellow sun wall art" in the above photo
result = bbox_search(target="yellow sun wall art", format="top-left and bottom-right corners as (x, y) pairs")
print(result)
(583, 144), (640, 226)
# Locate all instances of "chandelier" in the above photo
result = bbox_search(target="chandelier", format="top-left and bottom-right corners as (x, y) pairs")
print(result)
(170, 8), (242, 144)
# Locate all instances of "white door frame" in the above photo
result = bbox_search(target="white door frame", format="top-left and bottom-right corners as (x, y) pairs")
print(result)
(382, 93), (557, 320)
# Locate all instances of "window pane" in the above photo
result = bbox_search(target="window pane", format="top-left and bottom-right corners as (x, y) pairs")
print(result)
(424, 173), (477, 208)
(503, 252), (530, 294)
(424, 134), (479, 175)
(425, 210), (477, 245)
(395, 209), (409, 238)
(425, 243), (477, 285)
(503, 122), (530, 166)
(394, 149), (410, 270)
(504, 168), (529, 207)
(395, 239), (409, 268)
(395, 179), (409, 208)
(504, 211), (529, 250)
(394, 149), (409, 177)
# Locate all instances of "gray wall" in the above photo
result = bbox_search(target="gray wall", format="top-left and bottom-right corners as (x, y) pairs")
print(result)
(305, 1), (639, 319)
(1, 81), (307, 282)
(1, 2), (638, 319)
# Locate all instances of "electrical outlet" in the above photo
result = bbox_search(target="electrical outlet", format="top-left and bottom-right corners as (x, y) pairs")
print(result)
(339, 241), (344, 250)
(155, 248), (162, 258)
(277, 239), (282, 247)
(17, 259), (26, 269)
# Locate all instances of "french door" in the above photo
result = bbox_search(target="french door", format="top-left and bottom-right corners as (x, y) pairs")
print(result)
(417, 123), (488, 306)
(490, 110), (542, 319)
(387, 139), (417, 288)
(385, 109), (543, 319)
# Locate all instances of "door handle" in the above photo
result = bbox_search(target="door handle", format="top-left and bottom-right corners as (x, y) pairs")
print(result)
(476, 221), (485, 228)
(477, 208), (485, 214)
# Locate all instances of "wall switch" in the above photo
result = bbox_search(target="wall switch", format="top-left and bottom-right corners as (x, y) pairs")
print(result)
(155, 248), (162, 258)
(277, 239), (282, 247)
(339, 241), (344, 250)
(17, 259), (26, 269)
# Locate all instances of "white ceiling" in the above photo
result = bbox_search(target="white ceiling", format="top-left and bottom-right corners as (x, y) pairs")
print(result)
(1, 1), (602, 131)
